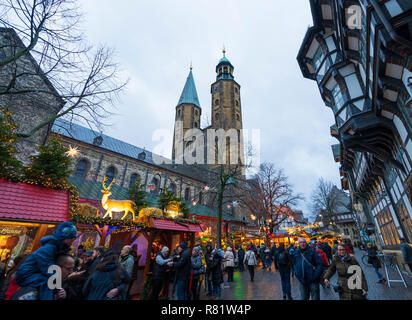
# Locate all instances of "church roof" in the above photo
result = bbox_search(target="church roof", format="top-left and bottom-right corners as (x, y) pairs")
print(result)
(52, 118), (207, 182)
(177, 70), (200, 107)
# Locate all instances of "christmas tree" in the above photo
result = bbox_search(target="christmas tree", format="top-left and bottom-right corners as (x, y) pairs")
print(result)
(128, 178), (148, 213)
(0, 109), (23, 179)
(24, 135), (73, 185)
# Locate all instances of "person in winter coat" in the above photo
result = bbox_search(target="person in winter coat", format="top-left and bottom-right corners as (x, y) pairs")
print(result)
(400, 238), (412, 273)
(324, 243), (368, 300)
(274, 243), (292, 300)
(224, 246), (235, 282)
(237, 246), (245, 272)
(321, 242), (333, 264)
(244, 246), (257, 282)
(15, 221), (77, 300)
(119, 245), (135, 278)
(264, 246), (272, 271)
(89, 246), (105, 274)
(190, 247), (204, 300)
(292, 237), (324, 300)
(259, 244), (265, 267)
(150, 246), (172, 300)
(173, 241), (191, 300)
(288, 244), (295, 278)
(211, 248), (224, 300)
(204, 244), (214, 295)
(366, 242), (386, 283)
(0, 254), (28, 300)
(82, 249), (130, 300)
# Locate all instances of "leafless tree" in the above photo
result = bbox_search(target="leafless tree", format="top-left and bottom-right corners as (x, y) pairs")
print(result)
(310, 178), (347, 224)
(244, 162), (304, 243)
(0, 0), (127, 137)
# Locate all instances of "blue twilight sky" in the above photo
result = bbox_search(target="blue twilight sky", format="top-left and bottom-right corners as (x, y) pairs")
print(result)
(80, 0), (341, 218)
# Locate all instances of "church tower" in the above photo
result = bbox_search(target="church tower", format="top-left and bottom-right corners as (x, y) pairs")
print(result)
(172, 67), (201, 162)
(211, 49), (243, 131)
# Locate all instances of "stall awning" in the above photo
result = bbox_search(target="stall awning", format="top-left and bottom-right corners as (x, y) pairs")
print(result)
(0, 179), (69, 223)
(152, 218), (203, 233)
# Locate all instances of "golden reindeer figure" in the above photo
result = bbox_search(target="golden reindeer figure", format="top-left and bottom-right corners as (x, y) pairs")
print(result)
(101, 177), (136, 220)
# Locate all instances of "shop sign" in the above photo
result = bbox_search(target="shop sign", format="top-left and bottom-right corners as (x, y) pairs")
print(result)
(0, 226), (25, 236)
(239, 225), (261, 233)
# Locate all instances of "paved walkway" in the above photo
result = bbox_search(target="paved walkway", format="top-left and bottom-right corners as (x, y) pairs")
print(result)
(199, 250), (412, 300)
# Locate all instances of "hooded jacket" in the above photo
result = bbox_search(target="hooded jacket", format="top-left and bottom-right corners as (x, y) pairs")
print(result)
(211, 250), (223, 285)
(15, 235), (71, 300)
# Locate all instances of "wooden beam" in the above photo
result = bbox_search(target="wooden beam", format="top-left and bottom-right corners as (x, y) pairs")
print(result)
(31, 224), (49, 251)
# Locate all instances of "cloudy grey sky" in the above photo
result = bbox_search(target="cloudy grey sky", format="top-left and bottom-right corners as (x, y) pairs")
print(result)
(80, 0), (341, 217)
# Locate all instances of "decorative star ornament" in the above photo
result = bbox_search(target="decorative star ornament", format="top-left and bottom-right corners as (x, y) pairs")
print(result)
(65, 146), (79, 158)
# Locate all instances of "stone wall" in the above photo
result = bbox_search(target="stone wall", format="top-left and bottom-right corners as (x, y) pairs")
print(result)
(0, 29), (63, 165)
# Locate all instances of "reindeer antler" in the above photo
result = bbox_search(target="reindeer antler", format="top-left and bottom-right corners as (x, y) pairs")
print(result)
(102, 176), (108, 190)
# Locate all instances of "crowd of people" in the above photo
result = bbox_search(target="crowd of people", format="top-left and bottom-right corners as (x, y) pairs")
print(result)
(1, 220), (410, 301)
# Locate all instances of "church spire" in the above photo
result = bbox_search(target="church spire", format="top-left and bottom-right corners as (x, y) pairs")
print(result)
(177, 67), (200, 108)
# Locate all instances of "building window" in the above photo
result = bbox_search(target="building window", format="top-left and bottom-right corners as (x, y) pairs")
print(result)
(195, 110), (198, 116)
(178, 109), (181, 118)
(236, 114), (240, 121)
(376, 207), (400, 246)
(185, 187), (190, 201)
(150, 176), (160, 194)
(312, 46), (325, 70)
(215, 113), (219, 121)
(74, 159), (88, 178)
(194, 122), (198, 128)
(235, 100), (239, 107)
(224, 66), (228, 73)
(215, 99), (219, 106)
(235, 87), (238, 94)
(129, 173), (140, 189)
(105, 166), (116, 184)
(399, 203), (412, 242)
(198, 191), (203, 205)
(332, 84), (345, 110)
(169, 183), (177, 195)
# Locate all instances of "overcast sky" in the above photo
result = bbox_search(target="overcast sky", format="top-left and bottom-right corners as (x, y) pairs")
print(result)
(80, 0), (341, 218)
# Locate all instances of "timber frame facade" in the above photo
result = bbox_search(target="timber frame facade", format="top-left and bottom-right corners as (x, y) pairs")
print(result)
(298, 0), (412, 250)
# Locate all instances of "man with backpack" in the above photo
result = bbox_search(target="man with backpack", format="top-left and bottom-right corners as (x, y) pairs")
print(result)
(274, 243), (293, 300)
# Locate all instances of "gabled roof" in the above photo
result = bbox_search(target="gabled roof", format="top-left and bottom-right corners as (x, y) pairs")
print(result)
(0, 179), (69, 223)
(177, 70), (200, 107)
(0, 28), (65, 106)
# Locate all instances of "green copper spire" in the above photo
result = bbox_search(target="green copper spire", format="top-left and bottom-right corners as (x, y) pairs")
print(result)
(177, 68), (200, 108)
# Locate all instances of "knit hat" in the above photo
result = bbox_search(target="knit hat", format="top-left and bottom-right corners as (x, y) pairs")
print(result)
(53, 222), (77, 241)
(193, 246), (201, 254)
(179, 241), (187, 250)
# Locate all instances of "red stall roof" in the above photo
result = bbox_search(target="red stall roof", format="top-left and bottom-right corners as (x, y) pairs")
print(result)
(152, 218), (203, 233)
(0, 179), (69, 223)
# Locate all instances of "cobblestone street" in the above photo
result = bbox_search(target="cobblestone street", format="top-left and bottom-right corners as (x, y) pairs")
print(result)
(200, 250), (412, 300)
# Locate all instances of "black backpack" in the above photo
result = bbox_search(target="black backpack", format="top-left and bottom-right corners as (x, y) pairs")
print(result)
(278, 251), (289, 266)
